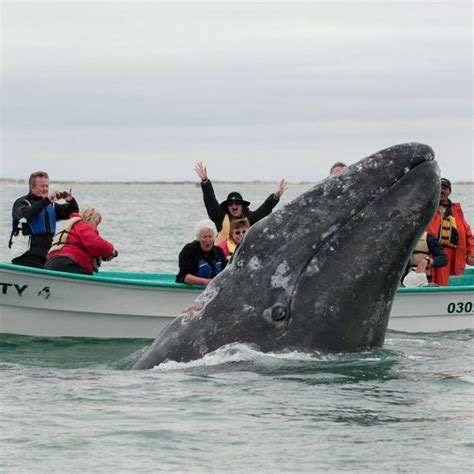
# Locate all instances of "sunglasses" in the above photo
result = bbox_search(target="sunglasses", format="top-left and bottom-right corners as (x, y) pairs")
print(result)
(233, 229), (247, 236)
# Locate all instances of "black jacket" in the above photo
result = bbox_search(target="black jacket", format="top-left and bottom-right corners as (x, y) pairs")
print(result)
(427, 233), (448, 268)
(200, 179), (280, 232)
(176, 240), (227, 283)
(11, 192), (79, 259)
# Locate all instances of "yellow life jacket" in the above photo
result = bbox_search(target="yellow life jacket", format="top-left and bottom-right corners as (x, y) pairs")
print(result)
(48, 216), (82, 254)
(216, 214), (231, 244)
(224, 239), (237, 261)
(439, 213), (458, 249)
(408, 232), (432, 280)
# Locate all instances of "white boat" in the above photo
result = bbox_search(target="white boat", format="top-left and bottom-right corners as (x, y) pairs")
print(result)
(0, 262), (473, 338)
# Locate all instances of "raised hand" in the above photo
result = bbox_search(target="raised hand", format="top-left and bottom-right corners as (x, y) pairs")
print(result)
(274, 179), (288, 198)
(194, 162), (208, 182)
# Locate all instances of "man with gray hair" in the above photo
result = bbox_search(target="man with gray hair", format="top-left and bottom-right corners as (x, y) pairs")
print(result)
(9, 171), (79, 268)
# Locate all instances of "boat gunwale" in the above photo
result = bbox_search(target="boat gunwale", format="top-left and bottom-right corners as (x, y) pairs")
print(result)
(1, 262), (473, 293)
(0, 262), (202, 290)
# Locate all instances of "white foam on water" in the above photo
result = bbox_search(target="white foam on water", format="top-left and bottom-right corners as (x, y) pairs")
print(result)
(151, 343), (260, 371)
(150, 343), (384, 372)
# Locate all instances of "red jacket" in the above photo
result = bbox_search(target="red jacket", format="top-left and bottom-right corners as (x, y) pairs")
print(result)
(47, 213), (115, 274)
(427, 202), (474, 285)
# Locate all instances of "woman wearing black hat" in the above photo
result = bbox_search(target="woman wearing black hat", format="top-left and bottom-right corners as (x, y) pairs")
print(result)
(194, 162), (288, 244)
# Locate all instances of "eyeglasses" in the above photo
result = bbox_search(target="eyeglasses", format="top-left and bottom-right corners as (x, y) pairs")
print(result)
(233, 230), (247, 236)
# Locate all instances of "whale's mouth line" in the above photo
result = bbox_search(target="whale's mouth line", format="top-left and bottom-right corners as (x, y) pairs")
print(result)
(285, 156), (435, 317)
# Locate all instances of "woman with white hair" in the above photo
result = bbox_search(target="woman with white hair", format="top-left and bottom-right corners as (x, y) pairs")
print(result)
(176, 219), (227, 286)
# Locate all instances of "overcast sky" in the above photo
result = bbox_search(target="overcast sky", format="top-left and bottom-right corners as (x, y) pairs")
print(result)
(1, 1), (472, 182)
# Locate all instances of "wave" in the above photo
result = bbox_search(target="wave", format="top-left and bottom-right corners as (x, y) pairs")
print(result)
(145, 342), (402, 382)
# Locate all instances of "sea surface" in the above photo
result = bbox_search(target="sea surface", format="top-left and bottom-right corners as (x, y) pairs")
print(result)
(0, 181), (473, 473)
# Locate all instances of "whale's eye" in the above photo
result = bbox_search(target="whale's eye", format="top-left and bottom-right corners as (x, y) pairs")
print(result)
(272, 306), (287, 321)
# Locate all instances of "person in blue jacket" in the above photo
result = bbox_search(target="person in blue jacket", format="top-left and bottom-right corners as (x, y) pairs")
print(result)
(176, 219), (227, 286)
(9, 171), (79, 268)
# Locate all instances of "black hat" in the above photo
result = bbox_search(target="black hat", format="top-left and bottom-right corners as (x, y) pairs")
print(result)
(441, 178), (452, 190)
(220, 192), (250, 210)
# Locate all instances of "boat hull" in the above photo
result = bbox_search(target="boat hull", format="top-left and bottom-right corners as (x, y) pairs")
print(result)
(389, 290), (473, 332)
(1, 263), (473, 338)
(0, 265), (199, 338)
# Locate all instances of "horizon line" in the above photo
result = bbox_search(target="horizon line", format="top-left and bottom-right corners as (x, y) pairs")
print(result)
(1, 178), (473, 186)
(0, 178), (315, 185)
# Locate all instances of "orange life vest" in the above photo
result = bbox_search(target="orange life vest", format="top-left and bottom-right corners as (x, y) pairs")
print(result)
(427, 202), (474, 285)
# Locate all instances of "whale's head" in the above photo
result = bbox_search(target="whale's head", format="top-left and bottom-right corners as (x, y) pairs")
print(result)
(133, 143), (440, 369)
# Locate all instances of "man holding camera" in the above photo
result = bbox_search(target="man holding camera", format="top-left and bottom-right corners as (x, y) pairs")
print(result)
(9, 171), (79, 268)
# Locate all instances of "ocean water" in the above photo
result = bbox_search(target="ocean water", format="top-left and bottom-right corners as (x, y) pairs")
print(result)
(0, 181), (473, 473)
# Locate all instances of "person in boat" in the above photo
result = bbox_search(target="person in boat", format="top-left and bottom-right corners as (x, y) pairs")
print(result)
(329, 161), (347, 176)
(426, 178), (474, 286)
(176, 219), (227, 286)
(194, 162), (288, 243)
(44, 208), (117, 275)
(9, 171), (79, 269)
(217, 218), (250, 261)
(402, 231), (448, 287)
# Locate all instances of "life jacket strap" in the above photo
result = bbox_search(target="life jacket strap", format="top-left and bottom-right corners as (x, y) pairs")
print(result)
(216, 214), (231, 244)
(439, 214), (458, 248)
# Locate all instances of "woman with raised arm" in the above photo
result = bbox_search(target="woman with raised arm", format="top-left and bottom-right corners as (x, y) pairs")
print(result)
(194, 162), (287, 243)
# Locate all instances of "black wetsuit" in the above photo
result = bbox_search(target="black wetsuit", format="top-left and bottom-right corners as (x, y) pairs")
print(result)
(10, 193), (79, 268)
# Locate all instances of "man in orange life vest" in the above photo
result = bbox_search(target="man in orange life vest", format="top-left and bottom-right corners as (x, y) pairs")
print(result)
(427, 178), (474, 286)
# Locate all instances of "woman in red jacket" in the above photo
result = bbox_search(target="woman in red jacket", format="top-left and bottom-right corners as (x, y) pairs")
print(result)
(44, 208), (116, 275)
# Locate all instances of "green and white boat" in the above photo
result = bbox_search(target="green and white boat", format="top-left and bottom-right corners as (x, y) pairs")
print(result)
(0, 262), (472, 339)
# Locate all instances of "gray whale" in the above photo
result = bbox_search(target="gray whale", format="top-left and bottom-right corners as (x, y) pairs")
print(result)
(133, 143), (440, 369)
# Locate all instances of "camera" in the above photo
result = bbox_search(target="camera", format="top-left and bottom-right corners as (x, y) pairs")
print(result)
(101, 250), (118, 262)
(57, 191), (68, 199)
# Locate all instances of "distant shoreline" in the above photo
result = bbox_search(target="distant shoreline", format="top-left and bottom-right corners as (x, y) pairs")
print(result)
(1, 179), (473, 186)
(0, 179), (317, 185)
